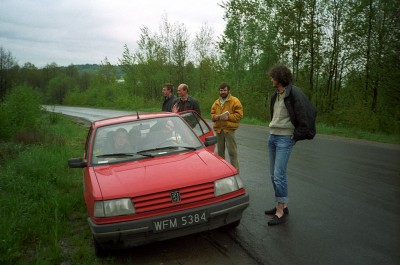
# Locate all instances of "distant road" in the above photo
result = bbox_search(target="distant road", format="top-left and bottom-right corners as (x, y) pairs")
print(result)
(46, 105), (400, 265)
(43, 105), (135, 121)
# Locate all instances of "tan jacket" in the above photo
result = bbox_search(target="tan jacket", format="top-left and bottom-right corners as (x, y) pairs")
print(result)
(210, 95), (243, 133)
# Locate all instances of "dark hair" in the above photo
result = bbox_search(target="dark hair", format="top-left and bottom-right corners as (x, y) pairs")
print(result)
(268, 65), (293, 87)
(219, 82), (230, 91)
(163, 83), (174, 93)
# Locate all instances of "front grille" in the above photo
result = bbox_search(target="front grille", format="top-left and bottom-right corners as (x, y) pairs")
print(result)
(132, 182), (215, 213)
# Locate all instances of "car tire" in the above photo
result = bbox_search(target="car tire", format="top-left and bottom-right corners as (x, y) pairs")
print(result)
(223, 220), (240, 230)
(93, 236), (107, 257)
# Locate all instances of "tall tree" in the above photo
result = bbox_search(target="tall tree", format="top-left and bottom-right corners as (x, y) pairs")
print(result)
(320, 0), (347, 112)
(135, 26), (168, 99)
(97, 57), (116, 85)
(159, 15), (175, 82)
(119, 44), (138, 96)
(18, 63), (41, 90)
(171, 22), (190, 82)
(344, 0), (400, 119)
(219, 0), (248, 92)
(0, 46), (17, 100)
(47, 76), (73, 104)
(193, 23), (219, 93)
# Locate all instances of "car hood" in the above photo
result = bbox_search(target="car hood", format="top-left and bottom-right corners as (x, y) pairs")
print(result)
(93, 150), (235, 200)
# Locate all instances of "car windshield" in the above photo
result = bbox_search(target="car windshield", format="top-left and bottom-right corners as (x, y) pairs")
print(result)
(90, 116), (203, 165)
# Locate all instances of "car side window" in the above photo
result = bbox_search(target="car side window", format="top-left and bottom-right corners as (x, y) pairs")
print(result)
(180, 112), (210, 137)
(195, 113), (211, 135)
(182, 112), (200, 135)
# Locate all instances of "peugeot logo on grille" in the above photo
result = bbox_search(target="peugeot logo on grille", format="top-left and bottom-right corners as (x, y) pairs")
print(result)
(170, 191), (181, 203)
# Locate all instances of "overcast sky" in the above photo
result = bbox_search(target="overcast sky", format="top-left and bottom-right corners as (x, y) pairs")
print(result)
(0, 0), (226, 67)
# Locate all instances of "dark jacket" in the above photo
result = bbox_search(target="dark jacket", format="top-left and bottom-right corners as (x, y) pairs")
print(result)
(270, 84), (316, 141)
(162, 95), (176, 112)
(174, 96), (201, 115)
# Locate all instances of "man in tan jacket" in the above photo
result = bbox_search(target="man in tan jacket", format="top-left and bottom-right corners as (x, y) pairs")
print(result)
(210, 83), (243, 171)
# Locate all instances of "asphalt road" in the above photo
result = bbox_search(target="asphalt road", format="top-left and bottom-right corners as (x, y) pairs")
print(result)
(46, 106), (400, 265)
(236, 125), (400, 265)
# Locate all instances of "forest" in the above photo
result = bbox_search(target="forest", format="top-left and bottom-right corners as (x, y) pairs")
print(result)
(1, 0), (399, 136)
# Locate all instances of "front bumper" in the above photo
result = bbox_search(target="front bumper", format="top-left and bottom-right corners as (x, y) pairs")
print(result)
(88, 194), (249, 249)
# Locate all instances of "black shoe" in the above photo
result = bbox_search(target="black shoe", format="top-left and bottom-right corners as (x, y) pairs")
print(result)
(268, 214), (287, 226)
(264, 207), (289, 215)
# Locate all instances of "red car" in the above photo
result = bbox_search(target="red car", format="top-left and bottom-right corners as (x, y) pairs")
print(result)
(68, 111), (249, 256)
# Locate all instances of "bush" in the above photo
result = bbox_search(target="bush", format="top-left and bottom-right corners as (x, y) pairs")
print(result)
(0, 86), (42, 141)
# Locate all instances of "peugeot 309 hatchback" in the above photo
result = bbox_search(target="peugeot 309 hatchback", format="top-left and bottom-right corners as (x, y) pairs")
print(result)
(68, 111), (249, 256)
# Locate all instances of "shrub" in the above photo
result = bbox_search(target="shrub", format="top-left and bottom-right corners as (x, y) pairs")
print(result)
(0, 86), (42, 140)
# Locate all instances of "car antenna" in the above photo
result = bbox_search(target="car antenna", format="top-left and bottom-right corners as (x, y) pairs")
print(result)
(136, 111), (140, 119)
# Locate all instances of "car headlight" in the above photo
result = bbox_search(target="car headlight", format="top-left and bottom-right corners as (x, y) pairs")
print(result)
(94, 198), (136, 217)
(214, 175), (244, 196)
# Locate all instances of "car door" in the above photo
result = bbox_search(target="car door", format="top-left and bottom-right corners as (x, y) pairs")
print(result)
(179, 110), (215, 152)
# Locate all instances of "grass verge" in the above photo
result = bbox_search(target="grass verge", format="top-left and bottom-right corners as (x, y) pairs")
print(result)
(0, 112), (116, 265)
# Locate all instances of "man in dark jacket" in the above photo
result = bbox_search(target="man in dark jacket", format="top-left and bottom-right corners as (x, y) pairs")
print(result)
(171, 84), (201, 115)
(161, 83), (176, 112)
(265, 65), (315, 226)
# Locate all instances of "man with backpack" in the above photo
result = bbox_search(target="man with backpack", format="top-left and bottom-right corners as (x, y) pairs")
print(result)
(265, 65), (316, 226)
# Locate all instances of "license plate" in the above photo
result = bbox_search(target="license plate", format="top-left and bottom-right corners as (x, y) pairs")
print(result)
(152, 210), (207, 233)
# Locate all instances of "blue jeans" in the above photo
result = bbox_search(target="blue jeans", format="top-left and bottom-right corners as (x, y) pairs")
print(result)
(268, 134), (295, 204)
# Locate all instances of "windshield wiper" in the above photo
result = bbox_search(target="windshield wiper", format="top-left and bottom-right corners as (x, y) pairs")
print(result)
(96, 152), (154, 158)
(177, 146), (197, 151)
(137, 146), (197, 155)
(96, 153), (134, 158)
(137, 146), (177, 154)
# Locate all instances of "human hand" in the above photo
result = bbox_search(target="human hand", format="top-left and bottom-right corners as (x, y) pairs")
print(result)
(172, 103), (178, 113)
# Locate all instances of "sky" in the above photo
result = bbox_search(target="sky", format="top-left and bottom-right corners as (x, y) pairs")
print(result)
(0, 0), (226, 67)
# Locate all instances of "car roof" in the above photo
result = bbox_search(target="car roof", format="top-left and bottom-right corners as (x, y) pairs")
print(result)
(92, 112), (180, 128)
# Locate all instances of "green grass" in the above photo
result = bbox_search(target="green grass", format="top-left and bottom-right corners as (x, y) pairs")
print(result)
(0, 112), (115, 265)
(314, 123), (400, 144)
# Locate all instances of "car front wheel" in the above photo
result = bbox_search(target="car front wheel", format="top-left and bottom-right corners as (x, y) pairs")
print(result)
(223, 220), (240, 230)
(93, 236), (107, 257)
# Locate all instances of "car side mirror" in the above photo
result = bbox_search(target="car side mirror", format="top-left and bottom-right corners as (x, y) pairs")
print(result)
(204, 136), (217, 147)
(68, 157), (87, 168)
